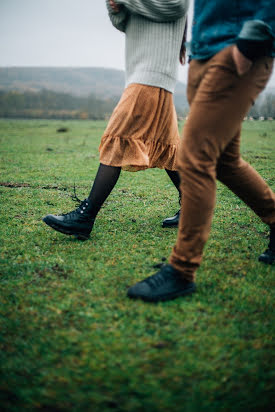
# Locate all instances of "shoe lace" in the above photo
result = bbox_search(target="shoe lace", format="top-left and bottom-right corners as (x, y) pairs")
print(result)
(61, 186), (89, 218)
(145, 266), (174, 289)
(71, 184), (82, 204)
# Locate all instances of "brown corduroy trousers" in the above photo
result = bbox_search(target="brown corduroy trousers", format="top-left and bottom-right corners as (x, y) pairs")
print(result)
(169, 46), (275, 281)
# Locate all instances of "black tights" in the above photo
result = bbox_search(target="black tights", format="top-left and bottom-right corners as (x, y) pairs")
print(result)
(87, 164), (121, 219)
(165, 168), (181, 194)
(87, 163), (181, 219)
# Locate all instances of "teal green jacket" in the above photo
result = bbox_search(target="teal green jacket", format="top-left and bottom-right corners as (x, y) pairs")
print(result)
(191, 0), (275, 61)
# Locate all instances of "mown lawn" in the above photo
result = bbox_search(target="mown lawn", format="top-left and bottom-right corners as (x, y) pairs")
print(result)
(0, 118), (274, 412)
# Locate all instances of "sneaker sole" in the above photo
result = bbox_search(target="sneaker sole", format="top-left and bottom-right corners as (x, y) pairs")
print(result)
(258, 256), (275, 265)
(127, 285), (196, 302)
(42, 217), (90, 240)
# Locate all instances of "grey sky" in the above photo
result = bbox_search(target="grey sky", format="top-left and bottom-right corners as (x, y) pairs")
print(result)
(0, 0), (274, 87)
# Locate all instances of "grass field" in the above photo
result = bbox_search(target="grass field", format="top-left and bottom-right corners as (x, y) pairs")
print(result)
(0, 118), (274, 411)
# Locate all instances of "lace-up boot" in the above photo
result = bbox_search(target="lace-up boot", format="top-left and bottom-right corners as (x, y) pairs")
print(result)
(127, 264), (196, 302)
(162, 194), (181, 228)
(43, 199), (94, 240)
(162, 210), (180, 228)
(258, 227), (275, 265)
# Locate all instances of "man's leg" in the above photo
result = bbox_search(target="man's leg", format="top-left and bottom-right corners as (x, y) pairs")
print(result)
(217, 132), (275, 263)
(128, 47), (274, 301)
(170, 51), (274, 280)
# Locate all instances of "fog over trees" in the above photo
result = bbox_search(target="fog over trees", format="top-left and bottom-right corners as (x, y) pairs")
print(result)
(0, 67), (274, 120)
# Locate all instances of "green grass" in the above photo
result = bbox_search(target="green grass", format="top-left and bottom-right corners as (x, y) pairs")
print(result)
(0, 118), (274, 412)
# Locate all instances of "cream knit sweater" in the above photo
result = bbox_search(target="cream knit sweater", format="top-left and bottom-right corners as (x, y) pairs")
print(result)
(105, 0), (189, 93)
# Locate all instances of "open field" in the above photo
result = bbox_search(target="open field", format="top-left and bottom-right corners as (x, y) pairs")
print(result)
(0, 118), (274, 411)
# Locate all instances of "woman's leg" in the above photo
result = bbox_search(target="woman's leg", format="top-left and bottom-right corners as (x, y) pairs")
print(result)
(162, 169), (181, 228)
(87, 163), (121, 219)
(165, 169), (181, 193)
(43, 163), (121, 239)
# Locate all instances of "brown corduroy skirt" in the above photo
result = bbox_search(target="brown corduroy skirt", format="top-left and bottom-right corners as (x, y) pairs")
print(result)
(99, 83), (180, 171)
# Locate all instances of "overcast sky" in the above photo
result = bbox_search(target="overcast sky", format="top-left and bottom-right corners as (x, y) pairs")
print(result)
(0, 0), (274, 87)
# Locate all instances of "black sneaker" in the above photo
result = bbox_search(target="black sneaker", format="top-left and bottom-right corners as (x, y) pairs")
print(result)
(43, 199), (94, 240)
(127, 264), (196, 302)
(258, 249), (275, 265)
(162, 210), (180, 228)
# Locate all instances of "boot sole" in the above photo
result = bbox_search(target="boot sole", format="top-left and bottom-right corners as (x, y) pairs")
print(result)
(162, 222), (179, 228)
(127, 284), (196, 302)
(42, 217), (90, 240)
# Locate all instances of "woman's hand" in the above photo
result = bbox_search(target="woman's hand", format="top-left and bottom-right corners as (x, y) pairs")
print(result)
(232, 45), (253, 76)
(110, 0), (120, 13)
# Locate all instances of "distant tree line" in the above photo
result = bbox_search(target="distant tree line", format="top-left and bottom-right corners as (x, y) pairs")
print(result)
(0, 89), (274, 120)
(248, 93), (275, 118)
(0, 89), (119, 120)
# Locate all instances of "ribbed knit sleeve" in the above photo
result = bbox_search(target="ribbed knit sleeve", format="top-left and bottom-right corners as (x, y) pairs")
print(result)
(115, 0), (189, 22)
(124, 14), (186, 93)
(105, 0), (129, 32)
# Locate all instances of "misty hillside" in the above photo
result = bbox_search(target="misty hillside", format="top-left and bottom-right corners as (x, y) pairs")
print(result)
(0, 67), (189, 114)
(0, 67), (125, 98)
(1, 67), (274, 120)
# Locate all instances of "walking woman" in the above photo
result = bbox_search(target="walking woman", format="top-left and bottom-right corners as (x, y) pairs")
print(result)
(43, 0), (190, 239)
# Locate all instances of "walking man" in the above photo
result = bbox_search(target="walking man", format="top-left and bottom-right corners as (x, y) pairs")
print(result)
(128, 0), (275, 302)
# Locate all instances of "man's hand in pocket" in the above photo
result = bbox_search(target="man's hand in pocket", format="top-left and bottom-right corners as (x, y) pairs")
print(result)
(232, 45), (253, 76)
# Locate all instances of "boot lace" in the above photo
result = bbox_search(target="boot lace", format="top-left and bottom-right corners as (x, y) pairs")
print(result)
(61, 186), (89, 219)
